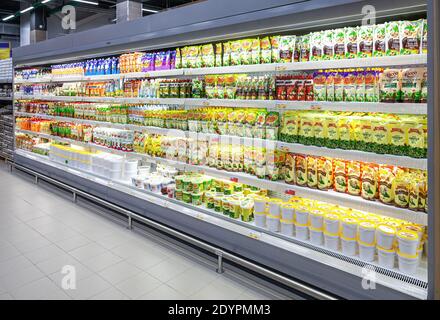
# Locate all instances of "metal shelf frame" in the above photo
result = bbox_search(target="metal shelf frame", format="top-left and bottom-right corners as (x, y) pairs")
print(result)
(11, 0), (439, 300)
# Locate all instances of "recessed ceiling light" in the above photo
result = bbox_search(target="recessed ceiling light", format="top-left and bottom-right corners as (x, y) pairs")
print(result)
(20, 6), (34, 14)
(41, 0), (52, 4)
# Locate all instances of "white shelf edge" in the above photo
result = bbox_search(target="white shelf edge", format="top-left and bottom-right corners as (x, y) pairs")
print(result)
(13, 95), (427, 115)
(15, 111), (427, 170)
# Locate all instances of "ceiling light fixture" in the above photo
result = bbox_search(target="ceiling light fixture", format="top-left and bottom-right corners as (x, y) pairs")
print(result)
(20, 6), (34, 14)
(73, 0), (99, 5)
(41, 0), (52, 4)
(142, 8), (159, 13)
(2, 15), (15, 22)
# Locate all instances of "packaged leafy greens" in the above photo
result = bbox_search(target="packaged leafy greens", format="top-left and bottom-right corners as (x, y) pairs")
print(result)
(385, 21), (401, 56)
(345, 27), (358, 59)
(358, 25), (373, 58)
(400, 20), (422, 55)
(373, 24), (386, 57)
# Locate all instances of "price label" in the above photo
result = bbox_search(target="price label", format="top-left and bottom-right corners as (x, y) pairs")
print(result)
(248, 232), (260, 240)
(144, 73), (150, 78)
(195, 213), (205, 220)
(275, 65), (287, 71)
(230, 177), (238, 183)
(285, 189), (296, 195)
(276, 103), (287, 109)
(202, 101), (210, 106)
(310, 105), (322, 110)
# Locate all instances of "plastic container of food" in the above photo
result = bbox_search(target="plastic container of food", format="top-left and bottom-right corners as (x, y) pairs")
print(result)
(174, 175), (184, 190)
(324, 213), (340, 235)
(254, 212), (267, 228)
(132, 176), (145, 188)
(397, 250), (419, 275)
(376, 225), (396, 250)
(377, 246), (396, 269)
(309, 227), (324, 246)
(253, 196), (267, 214)
(229, 199), (241, 219)
(359, 241), (376, 262)
(324, 232), (339, 251)
(341, 217), (358, 239)
(280, 219), (294, 237)
(295, 223), (309, 240)
(149, 180), (162, 193)
(182, 191), (192, 203)
(341, 236), (357, 256)
(397, 230), (419, 256)
(266, 214), (280, 232)
(281, 204), (295, 221)
(295, 206), (309, 225)
(309, 210), (324, 230)
(268, 198), (282, 217)
(124, 159), (138, 172)
(240, 199), (254, 222)
(182, 177), (192, 192)
(213, 195), (223, 212)
(358, 222), (376, 245)
(175, 188), (183, 201)
(192, 193), (202, 206)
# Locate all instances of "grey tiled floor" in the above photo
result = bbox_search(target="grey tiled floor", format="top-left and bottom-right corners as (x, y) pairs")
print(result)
(0, 162), (278, 300)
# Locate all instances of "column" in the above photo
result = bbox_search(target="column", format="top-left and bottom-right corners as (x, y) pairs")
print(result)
(30, 6), (47, 43)
(116, 0), (142, 23)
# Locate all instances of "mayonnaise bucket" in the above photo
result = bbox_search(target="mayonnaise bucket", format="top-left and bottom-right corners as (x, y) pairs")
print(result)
(310, 212), (324, 230)
(295, 224), (309, 240)
(254, 212), (266, 228)
(295, 208), (309, 225)
(358, 222), (376, 245)
(397, 231), (419, 256)
(280, 220), (294, 237)
(281, 205), (295, 221)
(324, 218), (340, 235)
(266, 215), (280, 233)
(341, 238), (357, 256)
(341, 218), (358, 240)
(397, 251), (419, 275)
(377, 247), (395, 269)
(376, 225), (396, 250)
(253, 197), (267, 214)
(324, 233), (339, 251)
(309, 228), (323, 246)
(268, 199), (282, 217)
(359, 242), (375, 262)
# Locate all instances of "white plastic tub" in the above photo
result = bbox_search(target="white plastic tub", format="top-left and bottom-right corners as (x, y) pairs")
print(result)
(324, 214), (340, 235)
(358, 222), (376, 245)
(281, 204), (295, 221)
(359, 242), (375, 262)
(341, 218), (358, 240)
(397, 251), (419, 275)
(309, 227), (323, 246)
(309, 211), (324, 230)
(254, 212), (266, 228)
(280, 220), (294, 237)
(341, 237), (357, 256)
(295, 208), (309, 225)
(397, 230), (419, 256)
(377, 247), (395, 269)
(295, 224), (308, 240)
(124, 159), (138, 172)
(376, 225), (396, 250)
(266, 215), (280, 232)
(324, 233), (339, 251)
(253, 197), (267, 214)
(108, 170), (121, 180)
(268, 199), (282, 217)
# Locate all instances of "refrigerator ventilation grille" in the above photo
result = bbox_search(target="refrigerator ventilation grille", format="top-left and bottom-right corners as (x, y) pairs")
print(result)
(296, 240), (428, 290)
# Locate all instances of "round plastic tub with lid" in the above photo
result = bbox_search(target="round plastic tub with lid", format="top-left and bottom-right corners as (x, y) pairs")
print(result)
(341, 236), (357, 256)
(376, 225), (396, 250)
(324, 213), (340, 235)
(309, 210), (324, 230)
(341, 217), (358, 239)
(266, 214), (280, 232)
(358, 222), (376, 245)
(397, 230), (419, 256)
(309, 227), (323, 246)
(253, 196), (267, 214)
(324, 232), (339, 251)
(124, 159), (138, 172)
(295, 223), (309, 240)
(359, 241), (375, 262)
(281, 204), (295, 221)
(280, 219), (294, 237)
(254, 212), (267, 228)
(397, 250), (419, 275)
(377, 246), (396, 269)
(295, 206), (309, 225)
(268, 198), (282, 217)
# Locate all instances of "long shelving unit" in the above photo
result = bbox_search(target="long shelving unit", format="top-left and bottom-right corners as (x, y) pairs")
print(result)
(15, 127), (428, 226)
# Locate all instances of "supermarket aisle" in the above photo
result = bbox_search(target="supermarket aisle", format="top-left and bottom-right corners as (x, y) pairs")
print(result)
(0, 162), (282, 300)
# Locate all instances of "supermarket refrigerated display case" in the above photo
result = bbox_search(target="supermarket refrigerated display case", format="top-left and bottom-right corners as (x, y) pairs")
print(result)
(11, 0), (440, 299)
